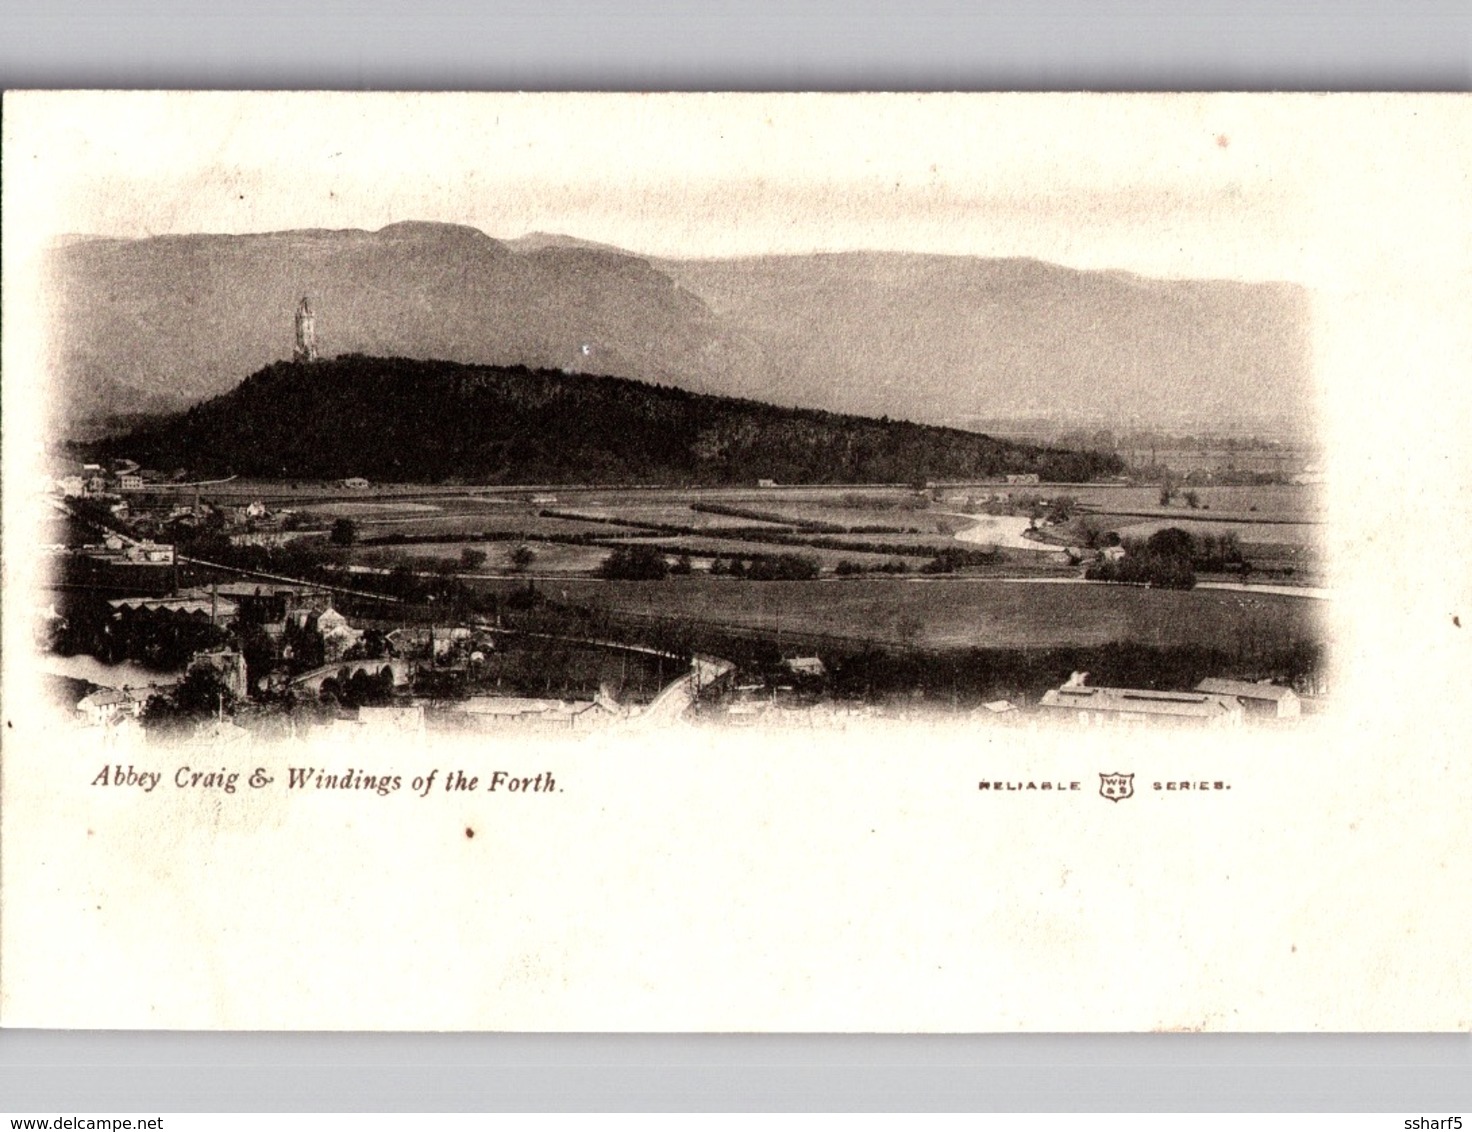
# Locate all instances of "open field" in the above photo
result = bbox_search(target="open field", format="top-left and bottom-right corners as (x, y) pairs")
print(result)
(468, 575), (1325, 652)
(309, 500), (445, 517)
(602, 535), (931, 570)
(274, 478), (1329, 590)
(1063, 483), (1325, 521)
(546, 504), (792, 531)
(356, 512), (620, 539)
(198, 480), (1327, 596)
(208, 479), (1323, 525)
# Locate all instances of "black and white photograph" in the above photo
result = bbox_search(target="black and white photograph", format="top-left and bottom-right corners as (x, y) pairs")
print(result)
(20, 94), (1329, 738)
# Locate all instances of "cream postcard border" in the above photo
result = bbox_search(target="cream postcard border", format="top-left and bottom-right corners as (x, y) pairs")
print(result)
(2, 92), (1468, 1031)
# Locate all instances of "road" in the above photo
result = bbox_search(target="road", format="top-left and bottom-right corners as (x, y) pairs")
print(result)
(637, 656), (735, 725)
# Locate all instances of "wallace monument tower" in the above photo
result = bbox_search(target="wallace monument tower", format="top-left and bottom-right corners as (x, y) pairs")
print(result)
(293, 296), (319, 363)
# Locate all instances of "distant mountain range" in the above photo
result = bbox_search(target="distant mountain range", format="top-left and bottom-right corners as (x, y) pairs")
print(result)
(48, 220), (1311, 433)
(96, 355), (1124, 486)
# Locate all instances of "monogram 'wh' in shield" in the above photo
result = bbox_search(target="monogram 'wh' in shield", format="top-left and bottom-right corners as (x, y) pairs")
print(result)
(1099, 773), (1135, 802)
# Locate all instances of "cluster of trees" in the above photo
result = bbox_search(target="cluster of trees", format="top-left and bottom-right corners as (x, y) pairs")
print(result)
(1158, 479), (1207, 509)
(1086, 551), (1197, 590)
(1073, 516), (1123, 550)
(919, 547), (1004, 574)
(1084, 527), (1201, 589)
(834, 547), (1004, 575)
(1044, 495), (1079, 523)
(1191, 531), (1248, 573)
(1002, 493), (1079, 524)
(318, 667), (396, 708)
(98, 355), (1125, 486)
(709, 553), (821, 581)
(599, 545), (672, 580)
(138, 665), (237, 734)
(438, 545), (534, 572)
(834, 558), (911, 576)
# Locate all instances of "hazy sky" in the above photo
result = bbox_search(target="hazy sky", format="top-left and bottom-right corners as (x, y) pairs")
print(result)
(9, 91), (1455, 286)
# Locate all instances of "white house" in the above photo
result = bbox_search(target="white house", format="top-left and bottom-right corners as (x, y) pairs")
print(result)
(76, 688), (144, 726)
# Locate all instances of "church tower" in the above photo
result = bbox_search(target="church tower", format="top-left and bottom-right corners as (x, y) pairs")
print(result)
(293, 296), (319, 362)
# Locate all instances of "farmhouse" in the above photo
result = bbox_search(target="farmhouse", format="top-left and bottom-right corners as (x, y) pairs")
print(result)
(1195, 678), (1301, 718)
(342, 477), (371, 490)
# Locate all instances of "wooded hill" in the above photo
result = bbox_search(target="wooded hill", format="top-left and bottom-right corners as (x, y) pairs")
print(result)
(99, 355), (1124, 485)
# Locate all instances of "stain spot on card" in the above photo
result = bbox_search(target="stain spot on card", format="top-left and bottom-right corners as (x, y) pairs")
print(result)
(465, 827), (475, 839)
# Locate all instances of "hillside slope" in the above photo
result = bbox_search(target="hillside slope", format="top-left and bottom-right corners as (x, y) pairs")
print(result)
(98, 355), (1123, 485)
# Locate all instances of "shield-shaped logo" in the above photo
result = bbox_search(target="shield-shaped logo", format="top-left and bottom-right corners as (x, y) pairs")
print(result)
(1099, 772), (1134, 802)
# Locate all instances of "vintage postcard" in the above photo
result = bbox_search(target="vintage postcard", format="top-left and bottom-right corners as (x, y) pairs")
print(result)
(2, 92), (1468, 1031)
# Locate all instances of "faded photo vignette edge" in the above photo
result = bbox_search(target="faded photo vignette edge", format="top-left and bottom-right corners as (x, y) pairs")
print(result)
(1, 91), (1469, 1033)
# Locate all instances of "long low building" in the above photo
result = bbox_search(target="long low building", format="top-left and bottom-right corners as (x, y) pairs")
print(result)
(109, 594), (239, 624)
(449, 695), (622, 731)
(1038, 683), (1245, 727)
(1195, 678), (1302, 718)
